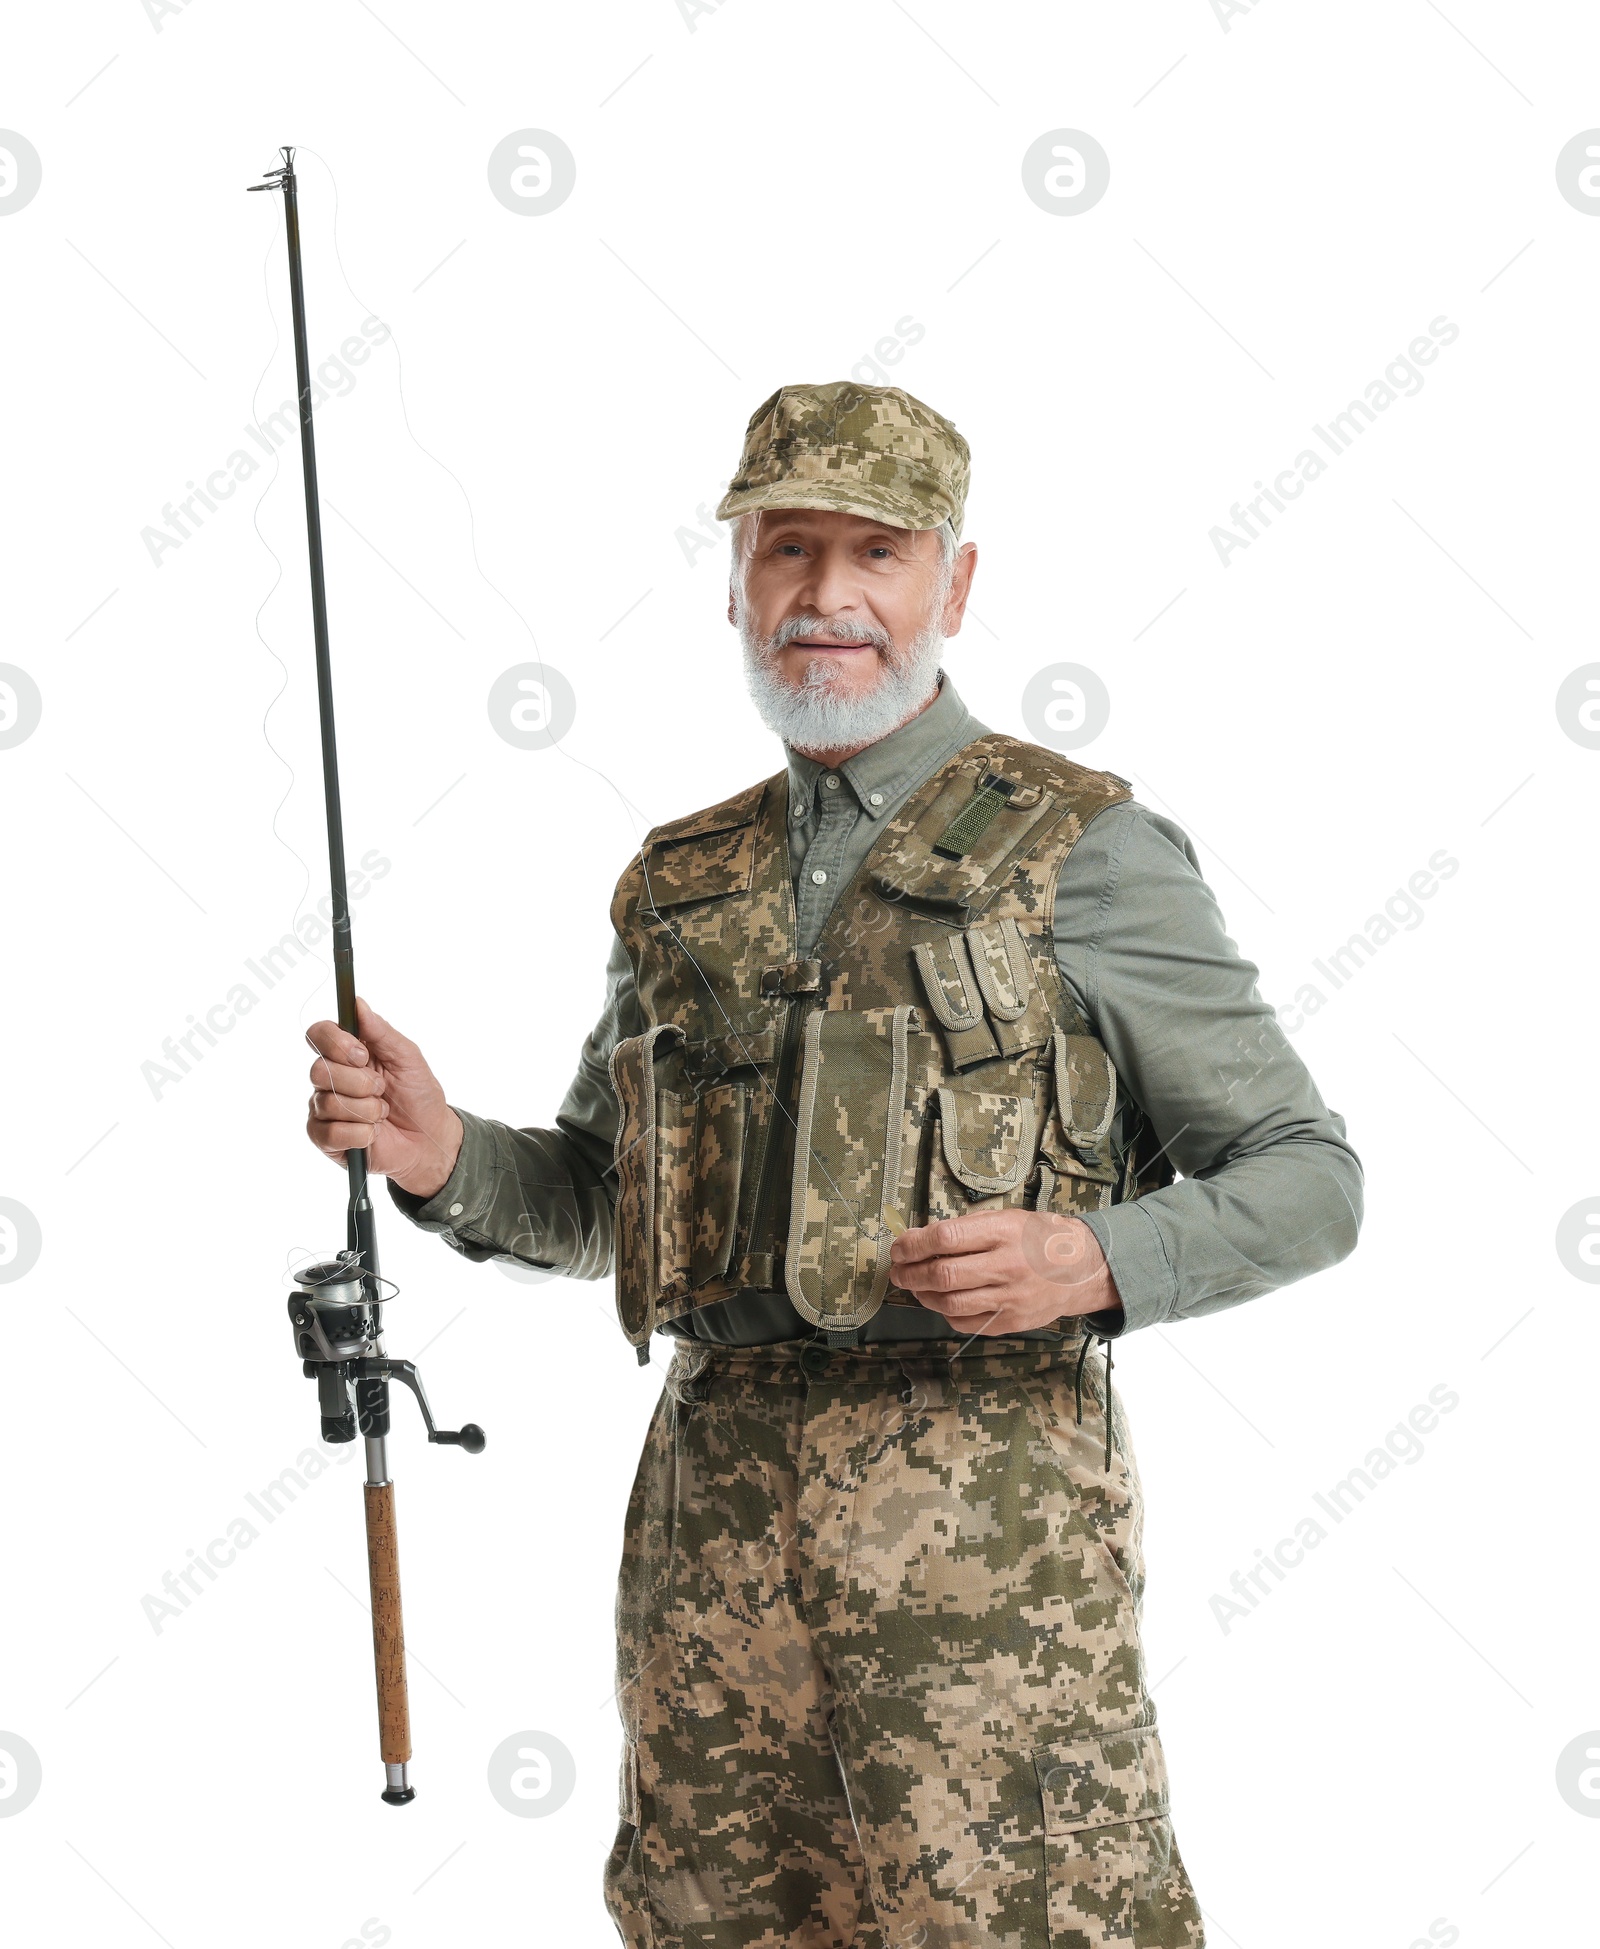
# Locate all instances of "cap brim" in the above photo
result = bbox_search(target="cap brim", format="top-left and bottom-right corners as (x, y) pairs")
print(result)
(714, 478), (953, 532)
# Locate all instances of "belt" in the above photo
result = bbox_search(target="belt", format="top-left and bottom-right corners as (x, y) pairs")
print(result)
(656, 1292), (1074, 1349)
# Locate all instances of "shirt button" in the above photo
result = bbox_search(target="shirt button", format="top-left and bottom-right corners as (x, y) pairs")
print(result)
(823, 774), (840, 790)
(869, 792), (884, 807)
(791, 804), (806, 820)
(811, 869), (828, 885)
(448, 1202), (464, 1217)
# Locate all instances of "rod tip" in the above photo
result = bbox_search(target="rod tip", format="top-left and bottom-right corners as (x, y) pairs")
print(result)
(381, 1786), (416, 1806)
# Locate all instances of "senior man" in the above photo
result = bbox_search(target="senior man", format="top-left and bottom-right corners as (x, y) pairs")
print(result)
(306, 382), (1362, 1949)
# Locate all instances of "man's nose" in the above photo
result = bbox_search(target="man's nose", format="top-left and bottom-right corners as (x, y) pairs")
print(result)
(796, 551), (865, 620)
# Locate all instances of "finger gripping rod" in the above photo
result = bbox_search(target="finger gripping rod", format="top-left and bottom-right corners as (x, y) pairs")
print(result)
(251, 147), (484, 1807)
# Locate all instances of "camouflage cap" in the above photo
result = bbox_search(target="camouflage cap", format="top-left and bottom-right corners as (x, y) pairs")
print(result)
(715, 381), (971, 537)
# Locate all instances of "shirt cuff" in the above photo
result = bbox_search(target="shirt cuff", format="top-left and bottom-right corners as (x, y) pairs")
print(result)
(386, 1107), (500, 1243)
(1077, 1200), (1179, 1338)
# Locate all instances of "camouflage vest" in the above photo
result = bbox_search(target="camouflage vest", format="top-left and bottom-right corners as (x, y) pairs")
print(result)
(607, 733), (1174, 1352)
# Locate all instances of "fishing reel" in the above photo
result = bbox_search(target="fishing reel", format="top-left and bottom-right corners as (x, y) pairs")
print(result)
(288, 1250), (485, 1454)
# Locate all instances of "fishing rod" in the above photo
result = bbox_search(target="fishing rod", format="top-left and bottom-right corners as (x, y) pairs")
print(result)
(249, 146), (484, 1806)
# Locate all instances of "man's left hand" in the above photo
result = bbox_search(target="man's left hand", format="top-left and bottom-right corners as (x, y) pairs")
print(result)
(888, 1210), (1121, 1336)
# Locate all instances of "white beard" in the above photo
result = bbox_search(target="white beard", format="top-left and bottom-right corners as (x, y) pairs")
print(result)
(739, 610), (946, 753)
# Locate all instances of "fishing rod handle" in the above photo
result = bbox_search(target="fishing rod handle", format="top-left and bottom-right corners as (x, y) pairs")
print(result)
(364, 1480), (415, 1801)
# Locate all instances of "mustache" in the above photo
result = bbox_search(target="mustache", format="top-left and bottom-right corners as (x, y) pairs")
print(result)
(758, 613), (894, 655)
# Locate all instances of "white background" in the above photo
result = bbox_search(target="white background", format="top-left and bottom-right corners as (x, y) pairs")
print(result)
(2, 2), (1596, 1944)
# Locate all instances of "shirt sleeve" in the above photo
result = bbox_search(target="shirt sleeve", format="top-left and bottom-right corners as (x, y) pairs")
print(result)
(1056, 800), (1363, 1337)
(384, 932), (640, 1279)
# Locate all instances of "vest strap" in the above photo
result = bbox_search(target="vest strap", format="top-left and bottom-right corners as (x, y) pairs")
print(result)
(931, 772), (1017, 860)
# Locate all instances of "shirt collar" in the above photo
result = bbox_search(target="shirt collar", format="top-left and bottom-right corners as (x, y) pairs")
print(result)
(785, 674), (980, 820)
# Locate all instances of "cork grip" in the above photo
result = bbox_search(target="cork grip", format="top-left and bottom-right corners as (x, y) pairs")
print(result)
(364, 1481), (412, 1765)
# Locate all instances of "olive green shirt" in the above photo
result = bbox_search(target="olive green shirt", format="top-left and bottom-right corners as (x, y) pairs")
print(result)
(389, 677), (1362, 1339)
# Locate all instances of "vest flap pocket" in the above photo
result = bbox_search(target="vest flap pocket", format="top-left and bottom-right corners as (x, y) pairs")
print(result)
(936, 1085), (1037, 1195)
(654, 1089), (693, 1299)
(607, 1023), (688, 1341)
(644, 820), (757, 909)
(1037, 1032), (1118, 1215)
(1035, 1723), (1171, 1836)
(1051, 1031), (1118, 1177)
(965, 916), (1053, 1058)
(912, 934), (999, 1070)
(786, 1005), (916, 1329)
(873, 770), (1058, 915)
(964, 915), (1030, 1019)
(690, 1080), (746, 1288)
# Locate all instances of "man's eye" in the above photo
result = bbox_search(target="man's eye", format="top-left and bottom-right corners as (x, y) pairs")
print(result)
(866, 546), (894, 559)
(775, 544), (807, 557)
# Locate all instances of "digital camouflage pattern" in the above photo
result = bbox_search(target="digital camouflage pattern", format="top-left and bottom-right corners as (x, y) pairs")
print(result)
(607, 735), (1177, 1348)
(604, 740), (1205, 1944)
(605, 1334), (1205, 1948)
(714, 381), (973, 536)
(786, 1004), (915, 1329)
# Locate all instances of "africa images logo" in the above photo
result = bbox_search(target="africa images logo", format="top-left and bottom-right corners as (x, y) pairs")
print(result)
(1208, 317), (1460, 567)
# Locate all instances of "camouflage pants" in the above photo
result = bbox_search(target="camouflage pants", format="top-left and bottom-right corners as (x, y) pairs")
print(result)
(605, 1334), (1204, 1949)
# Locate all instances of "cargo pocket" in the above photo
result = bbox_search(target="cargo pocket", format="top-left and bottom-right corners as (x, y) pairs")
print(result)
(786, 1004), (916, 1331)
(1037, 1030), (1122, 1219)
(603, 1741), (655, 1949)
(1035, 1723), (1202, 1947)
(608, 1022), (690, 1346)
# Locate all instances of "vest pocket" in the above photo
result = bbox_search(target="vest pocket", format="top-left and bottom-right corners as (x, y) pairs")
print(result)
(922, 1082), (1041, 1224)
(964, 916), (1055, 1058)
(911, 934), (999, 1069)
(655, 1091), (693, 1298)
(912, 919), (1054, 1069)
(608, 1023), (690, 1344)
(785, 1004), (916, 1329)
(936, 1086), (1037, 1193)
(871, 766), (1058, 912)
(1037, 1031), (1121, 1217)
(1055, 1030), (1117, 1145)
(643, 819), (756, 907)
(689, 1080), (746, 1288)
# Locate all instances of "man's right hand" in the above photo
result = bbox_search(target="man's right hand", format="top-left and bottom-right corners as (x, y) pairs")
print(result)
(305, 997), (464, 1201)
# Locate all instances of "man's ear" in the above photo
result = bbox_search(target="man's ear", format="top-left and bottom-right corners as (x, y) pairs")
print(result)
(941, 542), (979, 639)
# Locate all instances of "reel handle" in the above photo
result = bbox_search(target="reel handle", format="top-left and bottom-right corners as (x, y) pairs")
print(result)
(431, 1423), (486, 1454)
